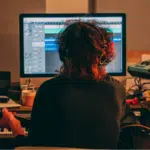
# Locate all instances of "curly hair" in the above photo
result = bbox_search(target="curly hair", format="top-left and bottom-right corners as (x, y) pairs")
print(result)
(57, 21), (115, 80)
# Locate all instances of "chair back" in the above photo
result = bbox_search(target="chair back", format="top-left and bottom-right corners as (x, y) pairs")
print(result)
(118, 124), (150, 149)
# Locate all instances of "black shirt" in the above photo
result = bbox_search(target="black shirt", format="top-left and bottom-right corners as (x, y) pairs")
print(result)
(28, 75), (126, 149)
(0, 75), (126, 149)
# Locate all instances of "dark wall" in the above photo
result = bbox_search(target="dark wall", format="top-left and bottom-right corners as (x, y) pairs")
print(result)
(95, 0), (150, 51)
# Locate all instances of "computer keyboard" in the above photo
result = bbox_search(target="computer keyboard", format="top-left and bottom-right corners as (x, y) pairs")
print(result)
(0, 128), (28, 138)
(0, 113), (30, 138)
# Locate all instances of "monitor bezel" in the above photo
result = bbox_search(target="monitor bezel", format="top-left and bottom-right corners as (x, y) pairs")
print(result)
(20, 13), (126, 77)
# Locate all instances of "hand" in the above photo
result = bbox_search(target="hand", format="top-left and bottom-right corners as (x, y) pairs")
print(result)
(0, 108), (11, 128)
(0, 108), (25, 136)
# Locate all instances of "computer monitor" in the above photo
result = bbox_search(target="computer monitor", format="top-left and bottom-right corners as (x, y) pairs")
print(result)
(20, 13), (126, 77)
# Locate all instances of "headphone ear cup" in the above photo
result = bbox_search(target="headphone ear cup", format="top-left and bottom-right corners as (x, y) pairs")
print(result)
(59, 48), (65, 62)
(59, 48), (68, 62)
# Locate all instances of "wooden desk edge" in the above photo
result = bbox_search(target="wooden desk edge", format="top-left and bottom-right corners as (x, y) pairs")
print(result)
(8, 106), (32, 112)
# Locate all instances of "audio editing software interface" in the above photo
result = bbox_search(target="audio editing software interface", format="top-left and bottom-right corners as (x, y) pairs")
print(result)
(23, 17), (123, 75)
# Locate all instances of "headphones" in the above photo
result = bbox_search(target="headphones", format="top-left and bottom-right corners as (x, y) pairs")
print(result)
(87, 23), (111, 66)
(58, 22), (114, 66)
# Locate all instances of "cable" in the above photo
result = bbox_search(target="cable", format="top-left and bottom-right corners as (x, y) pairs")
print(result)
(126, 84), (139, 94)
(121, 76), (136, 87)
(126, 77), (150, 95)
(121, 124), (150, 130)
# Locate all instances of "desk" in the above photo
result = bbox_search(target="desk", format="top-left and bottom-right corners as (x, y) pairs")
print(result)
(7, 106), (32, 121)
(8, 106), (32, 113)
(130, 102), (150, 127)
(130, 102), (150, 110)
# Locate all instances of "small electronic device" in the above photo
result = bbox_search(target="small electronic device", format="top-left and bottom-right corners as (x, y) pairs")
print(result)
(0, 96), (9, 103)
(0, 99), (21, 108)
(128, 60), (150, 79)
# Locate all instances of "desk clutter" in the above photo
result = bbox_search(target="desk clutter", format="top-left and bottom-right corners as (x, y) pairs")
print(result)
(0, 71), (37, 109)
(125, 67), (150, 128)
(0, 85), (36, 109)
(0, 98), (21, 108)
(125, 76), (150, 111)
(21, 90), (36, 107)
(0, 63), (150, 149)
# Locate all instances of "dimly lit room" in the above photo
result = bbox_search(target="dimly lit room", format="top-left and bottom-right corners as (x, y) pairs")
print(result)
(0, 0), (150, 149)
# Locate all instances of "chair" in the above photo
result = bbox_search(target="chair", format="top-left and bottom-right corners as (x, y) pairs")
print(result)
(118, 124), (150, 149)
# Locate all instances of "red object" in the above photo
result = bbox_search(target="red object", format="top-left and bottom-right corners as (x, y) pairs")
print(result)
(126, 97), (138, 105)
(24, 95), (35, 107)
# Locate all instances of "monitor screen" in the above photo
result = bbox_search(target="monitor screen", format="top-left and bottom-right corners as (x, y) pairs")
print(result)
(20, 13), (126, 77)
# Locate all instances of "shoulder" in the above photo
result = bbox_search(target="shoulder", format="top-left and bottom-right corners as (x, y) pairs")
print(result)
(104, 74), (120, 84)
(104, 74), (126, 95)
(36, 76), (66, 94)
(39, 76), (65, 88)
(33, 77), (64, 106)
(104, 74), (124, 86)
